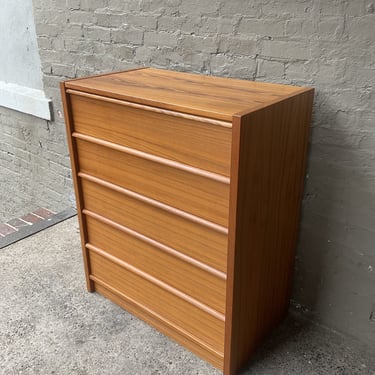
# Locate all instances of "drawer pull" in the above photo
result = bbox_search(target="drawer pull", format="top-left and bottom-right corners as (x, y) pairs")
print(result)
(87, 243), (225, 322)
(91, 277), (224, 361)
(83, 208), (227, 281)
(73, 132), (230, 184)
(67, 88), (232, 128)
(79, 172), (228, 235)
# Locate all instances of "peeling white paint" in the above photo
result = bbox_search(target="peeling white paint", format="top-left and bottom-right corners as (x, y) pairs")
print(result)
(0, 0), (50, 119)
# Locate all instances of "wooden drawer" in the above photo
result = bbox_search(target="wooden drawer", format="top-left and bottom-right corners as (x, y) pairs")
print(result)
(89, 251), (225, 356)
(76, 138), (230, 226)
(94, 283), (224, 370)
(80, 177), (228, 273)
(70, 92), (232, 176)
(62, 67), (314, 375)
(85, 215), (226, 313)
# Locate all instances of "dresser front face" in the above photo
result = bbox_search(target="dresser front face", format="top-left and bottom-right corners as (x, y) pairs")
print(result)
(65, 90), (233, 370)
(62, 68), (313, 375)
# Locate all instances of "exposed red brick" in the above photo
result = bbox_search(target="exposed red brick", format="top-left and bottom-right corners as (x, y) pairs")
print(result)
(21, 213), (43, 225)
(0, 223), (17, 236)
(32, 207), (55, 219)
(7, 218), (30, 229)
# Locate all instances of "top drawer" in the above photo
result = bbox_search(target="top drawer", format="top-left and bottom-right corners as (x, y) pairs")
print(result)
(69, 92), (232, 176)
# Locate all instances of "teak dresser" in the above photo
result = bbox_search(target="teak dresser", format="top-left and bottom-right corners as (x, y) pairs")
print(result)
(61, 67), (314, 375)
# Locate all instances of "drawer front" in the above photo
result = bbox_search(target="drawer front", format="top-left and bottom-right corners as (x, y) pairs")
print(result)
(81, 178), (228, 273)
(70, 93), (232, 176)
(85, 215), (226, 314)
(89, 251), (225, 354)
(94, 283), (224, 370)
(76, 138), (229, 226)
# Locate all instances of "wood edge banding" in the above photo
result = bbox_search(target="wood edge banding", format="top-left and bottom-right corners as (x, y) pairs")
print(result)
(83, 209), (227, 282)
(78, 172), (228, 235)
(62, 67), (149, 84)
(88, 244), (225, 322)
(66, 89), (232, 128)
(232, 87), (315, 118)
(73, 132), (230, 185)
(223, 116), (242, 375)
(60, 83), (94, 292)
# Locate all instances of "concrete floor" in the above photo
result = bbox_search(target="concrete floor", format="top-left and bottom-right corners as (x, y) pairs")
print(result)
(0, 217), (374, 375)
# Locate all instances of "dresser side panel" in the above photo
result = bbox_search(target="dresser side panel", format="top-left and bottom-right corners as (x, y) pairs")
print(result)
(225, 89), (314, 375)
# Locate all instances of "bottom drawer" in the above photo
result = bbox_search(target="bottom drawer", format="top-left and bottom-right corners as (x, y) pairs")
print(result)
(89, 251), (225, 364)
(94, 283), (224, 370)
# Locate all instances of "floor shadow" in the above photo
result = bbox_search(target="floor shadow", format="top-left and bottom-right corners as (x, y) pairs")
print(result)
(237, 310), (374, 375)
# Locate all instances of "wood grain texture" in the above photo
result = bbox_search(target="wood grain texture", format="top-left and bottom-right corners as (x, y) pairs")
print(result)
(94, 282), (224, 370)
(80, 177), (228, 273)
(88, 243), (224, 321)
(85, 215), (226, 313)
(69, 92), (232, 176)
(89, 251), (225, 356)
(61, 68), (314, 375)
(60, 82), (94, 292)
(67, 89), (232, 128)
(65, 67), (306, 121)
(84, 209), (225, 280)
(75, 137), (230, 226)
(79, 172), (227, 234)
(224, 89), (314, 375)
(73, 132), (229, 184)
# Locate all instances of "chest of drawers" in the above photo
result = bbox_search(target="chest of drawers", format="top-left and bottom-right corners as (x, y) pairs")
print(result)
(61, 67), (314, 375)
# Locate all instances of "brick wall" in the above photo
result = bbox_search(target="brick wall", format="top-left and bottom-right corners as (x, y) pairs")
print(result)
(0, 106), (73, 222)
(3, 0), (375, 345)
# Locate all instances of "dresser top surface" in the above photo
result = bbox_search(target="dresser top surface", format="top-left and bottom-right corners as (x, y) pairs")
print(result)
(65, 67), (312, 121)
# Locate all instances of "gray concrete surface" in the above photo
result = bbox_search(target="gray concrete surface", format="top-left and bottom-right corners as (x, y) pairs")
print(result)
(0, 217), (374, 375)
